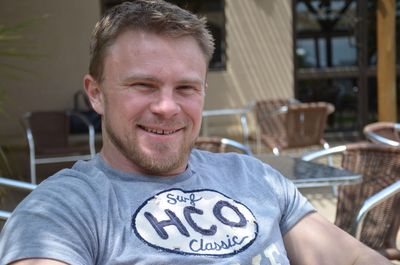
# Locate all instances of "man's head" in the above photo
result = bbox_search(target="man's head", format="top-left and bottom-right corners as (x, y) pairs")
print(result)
(89, 0), (215, 82)
(84, 0), (214, 176)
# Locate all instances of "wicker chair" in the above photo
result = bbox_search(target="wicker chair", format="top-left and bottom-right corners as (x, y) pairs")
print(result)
(194, 136), (253, 155)
(254, 100), (334, 155)
(22, 110), (96, 184)
(363, 122), (400, 147)
(301, 143), (400, 260)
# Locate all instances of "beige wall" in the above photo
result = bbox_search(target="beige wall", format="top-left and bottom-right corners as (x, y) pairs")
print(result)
(0, 0), (100, 144)
(206, 0), (293, 109)
(0, 0), (293, 144)
(204, 0), (293, 137)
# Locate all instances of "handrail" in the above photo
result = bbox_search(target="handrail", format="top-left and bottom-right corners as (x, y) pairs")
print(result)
(352, 180), (400, 239)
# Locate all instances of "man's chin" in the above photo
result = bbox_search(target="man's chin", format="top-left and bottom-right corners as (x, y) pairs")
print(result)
(135, 155), (186, 176)
(135, 145), (192, 174)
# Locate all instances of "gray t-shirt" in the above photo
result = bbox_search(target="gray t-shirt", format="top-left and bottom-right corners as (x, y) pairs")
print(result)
(0, 149), (314, 265)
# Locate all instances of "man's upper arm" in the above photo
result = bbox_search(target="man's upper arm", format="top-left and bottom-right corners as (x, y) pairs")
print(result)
(10, 259), (68, 265)
(283, 212), (392, 265)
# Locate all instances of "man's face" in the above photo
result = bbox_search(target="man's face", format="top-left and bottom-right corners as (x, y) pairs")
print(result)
(85, 30), (207, 176)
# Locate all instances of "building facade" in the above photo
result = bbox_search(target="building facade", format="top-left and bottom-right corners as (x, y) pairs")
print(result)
(0, 0), (293, 144)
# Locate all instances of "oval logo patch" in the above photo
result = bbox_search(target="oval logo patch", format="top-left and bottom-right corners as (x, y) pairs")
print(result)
(132, 188), (258, 256)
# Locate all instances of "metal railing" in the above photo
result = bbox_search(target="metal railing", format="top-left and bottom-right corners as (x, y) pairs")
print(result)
(0, 176), (37, 220)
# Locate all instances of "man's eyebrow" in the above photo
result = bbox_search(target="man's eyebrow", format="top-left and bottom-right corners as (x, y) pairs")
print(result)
(178, 78), (205, 86)
(122, 75), (205, 86)
(121, 75), (160, 83)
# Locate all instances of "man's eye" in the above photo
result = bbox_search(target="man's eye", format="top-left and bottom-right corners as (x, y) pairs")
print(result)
(177, 86), (199, 95)
(130, 83), (154, 91)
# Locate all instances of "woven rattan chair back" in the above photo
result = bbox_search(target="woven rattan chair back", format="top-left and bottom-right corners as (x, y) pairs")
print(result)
(336, 143), (400, 260)
(255, 99), (292, 141)
(255, 100), (334, 154)
(285, 102), (333, 148)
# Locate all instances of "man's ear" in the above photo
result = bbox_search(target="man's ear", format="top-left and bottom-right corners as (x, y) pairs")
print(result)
(83, 74), (104, 115)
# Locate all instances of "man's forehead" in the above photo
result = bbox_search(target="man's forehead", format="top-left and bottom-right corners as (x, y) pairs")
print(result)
(108, 29), (206, 60)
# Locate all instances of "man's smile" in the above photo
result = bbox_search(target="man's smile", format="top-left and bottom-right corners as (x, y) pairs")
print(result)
(138, 125), (183, 135)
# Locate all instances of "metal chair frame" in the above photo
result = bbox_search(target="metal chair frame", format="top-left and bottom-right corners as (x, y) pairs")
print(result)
(220, 137), (253, 155)
(202, 107), (252, 147)
(22, 110), (96, 184)
(363, 122), (400, 147)
(0, 176), (37, 220)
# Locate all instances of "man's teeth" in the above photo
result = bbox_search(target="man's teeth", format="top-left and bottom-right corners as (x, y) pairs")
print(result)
(144, 127), (177, 135)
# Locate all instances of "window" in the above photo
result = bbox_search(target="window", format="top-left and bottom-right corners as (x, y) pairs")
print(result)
(100, 0), (226, 70)
(294, 0), (362, 132)
(295, 1), (358, 69)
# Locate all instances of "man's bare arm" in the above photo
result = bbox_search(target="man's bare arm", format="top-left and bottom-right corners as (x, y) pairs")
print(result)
(284, 212), (392, 265)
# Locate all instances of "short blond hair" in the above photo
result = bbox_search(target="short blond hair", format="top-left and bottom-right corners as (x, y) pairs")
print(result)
(89, 0), (215, 81)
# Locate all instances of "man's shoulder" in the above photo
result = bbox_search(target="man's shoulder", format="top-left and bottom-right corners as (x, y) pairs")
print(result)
(190, 148), (264, 169)
(38, 157), (106, 192)
(190, 148), (248, 160)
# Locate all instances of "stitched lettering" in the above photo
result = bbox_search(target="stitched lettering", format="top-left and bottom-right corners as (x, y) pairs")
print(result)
(166, 192), (202, 206)
(184, 206), (217, 236)
(213, 200), (247, 227)
(144, 209), (190, 239)
(189, 235), (249, 253)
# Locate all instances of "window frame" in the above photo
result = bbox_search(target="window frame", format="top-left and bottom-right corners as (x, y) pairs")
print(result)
(100, 0), (227, 71)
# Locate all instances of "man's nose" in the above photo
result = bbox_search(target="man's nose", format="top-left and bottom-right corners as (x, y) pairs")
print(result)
(150, 91), (181, 118)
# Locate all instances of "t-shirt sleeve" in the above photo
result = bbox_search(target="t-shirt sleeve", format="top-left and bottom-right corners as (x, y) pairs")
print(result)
(263, 164), (315, 235)
(0, 172), (100, 265)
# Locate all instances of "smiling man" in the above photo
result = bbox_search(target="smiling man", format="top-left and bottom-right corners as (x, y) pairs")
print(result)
(0, 1), (393, 265)
(87, 29), (206, 176)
